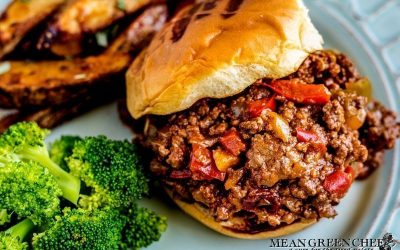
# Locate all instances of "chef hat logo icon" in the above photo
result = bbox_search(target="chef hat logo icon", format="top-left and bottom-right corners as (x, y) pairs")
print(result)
(380, 233), (397, 250)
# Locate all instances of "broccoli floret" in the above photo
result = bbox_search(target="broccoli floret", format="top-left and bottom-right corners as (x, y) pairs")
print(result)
(0, 161), (62, 225)
(31, 206), (167, 250)
(67, 136), (149, 210)
(50, 135), (82, 172)
(0, 209), (10, 226)
(0, 122), (81, 204)
(120, 205), (167, 250)
(32, 208), (124, 250)
(0, 219), (34, 250)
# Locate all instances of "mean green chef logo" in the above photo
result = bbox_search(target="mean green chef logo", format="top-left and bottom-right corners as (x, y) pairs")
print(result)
(268, 233), (398, 250)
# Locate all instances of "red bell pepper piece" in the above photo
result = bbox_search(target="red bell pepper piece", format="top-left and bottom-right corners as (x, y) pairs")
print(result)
(248, 97), (276, 117)
(170, 169), (192, 179)
(266, 79), (331, 105)
(189, 144), (225, 181)
(219, 128), (246, 156)
(323, 168), (353, 197)
(296, 128), (327, 153)
(296, 128), (319, 142)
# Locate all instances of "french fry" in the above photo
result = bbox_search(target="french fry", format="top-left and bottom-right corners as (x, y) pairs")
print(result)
(0, 0), (66, 59)
(37, 0), (151, 57)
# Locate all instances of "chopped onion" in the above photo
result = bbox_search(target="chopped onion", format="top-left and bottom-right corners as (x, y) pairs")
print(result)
(345, 78), (372, 101)
(270, 112), (291, 142)
(345, 109), (366, 130)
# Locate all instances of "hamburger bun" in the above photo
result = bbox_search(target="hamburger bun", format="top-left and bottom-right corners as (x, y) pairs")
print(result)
(126, 0), (323, 119)
(165, 188), (316, 239)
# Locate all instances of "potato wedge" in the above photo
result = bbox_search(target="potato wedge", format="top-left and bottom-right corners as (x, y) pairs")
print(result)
(0, 4), (168, 109)
(0, 0), (66, 59)
(38, 0), (151, 57)
(107, 4), (168, 53)
(0, 92), (117, 132)
(0, 54), (130, 108)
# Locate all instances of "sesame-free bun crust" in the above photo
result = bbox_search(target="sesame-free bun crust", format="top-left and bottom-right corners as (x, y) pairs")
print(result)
(126, 0), (323, 119)
(165, 189), (316, 239)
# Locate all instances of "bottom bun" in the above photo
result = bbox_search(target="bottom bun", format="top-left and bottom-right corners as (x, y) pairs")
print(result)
(165, 188), (316, 239)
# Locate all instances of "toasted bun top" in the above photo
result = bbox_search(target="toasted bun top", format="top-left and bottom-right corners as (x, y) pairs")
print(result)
(165, 189), (316, 239)
(126, 0), (323, 119)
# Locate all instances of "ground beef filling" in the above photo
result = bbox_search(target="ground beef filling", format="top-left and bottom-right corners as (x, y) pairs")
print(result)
(139, 50), (400, 232)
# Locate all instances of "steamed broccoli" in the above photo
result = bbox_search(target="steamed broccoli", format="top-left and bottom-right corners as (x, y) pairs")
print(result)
(0, 219), (34, 250)
(0, 122), (81, 204)
(0, 161), (62, 225)
(0, 210), (10, 226)
(0, 122), (167, 249)
(49, 135), (82, 172)
(32, 208), (125, 250)
(31, 206), (167, 250)
(120, 205), (167, 250)
(67, 136), (149, 210)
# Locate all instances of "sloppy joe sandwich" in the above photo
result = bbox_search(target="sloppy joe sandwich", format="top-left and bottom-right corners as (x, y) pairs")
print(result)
(125, 0), (400, 239)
